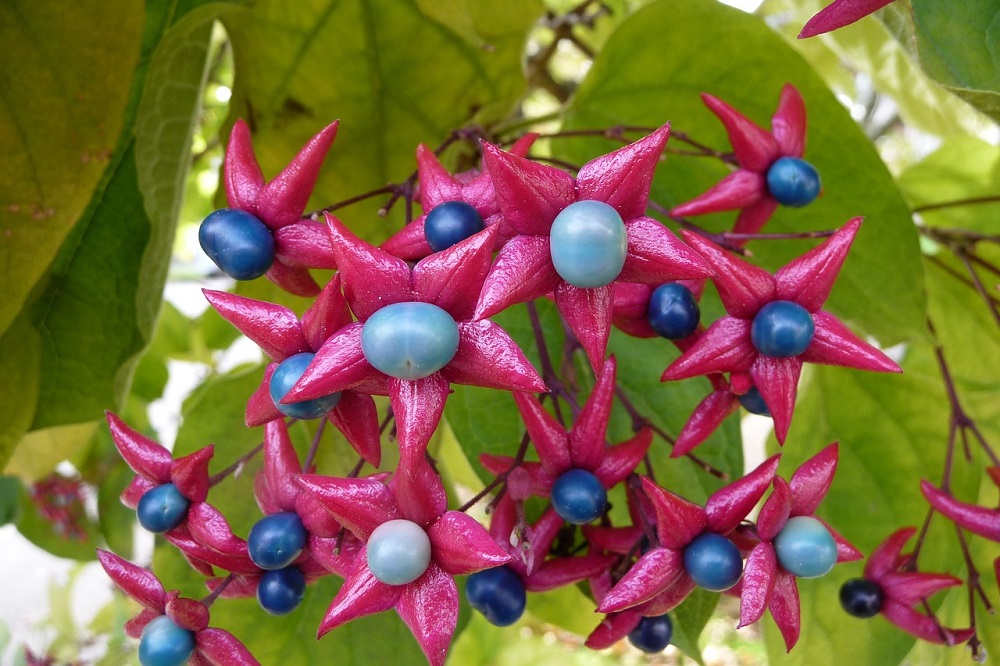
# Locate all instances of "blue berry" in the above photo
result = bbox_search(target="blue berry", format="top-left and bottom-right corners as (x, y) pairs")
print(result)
(465, 566), (527, 627)
(269, 352), (342, 419)
(198, 208), (275, 280)
(840, 578), (884, 618)
(361, 302), (460, 380)
(367, 519), (432, 585)
(136, 483), (190, 534)
(138, 615), (196, 666)
(774, 516), (838, 578)
(424, 201), (485, 252)
(751, 300), (815, 357)
(248, 512), (307, 571)
(647, 282), (700, 339)
(549, 200), (628, 288)
(627, 614), (673, 653)
(683, 533), (743, 592)
(738, 386), (771, 416)
(766, 157), (821, 207)
(257, 566), (306, 615)
(551, 469), (607, 525)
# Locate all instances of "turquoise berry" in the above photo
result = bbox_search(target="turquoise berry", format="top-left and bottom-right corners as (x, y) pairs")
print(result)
(361, 302), (460, 380)
(766, 157), (821, 207)
(773, 515), (838, 578)
(198, 208), (275, 280)
(137, 615), (196, 666)
(136, 483), (190, 534)
(366, 519), (432, 586)
(247, 512), (307, 571)
(647, 282), (700, 339)
(738, 386), (771, 416)
(549, 200), (628, 288)
(750, 300), (815, 357)
(465, 565), (527, 627)
(683, 533), (743, 592)
(424, 201), (485, 252)
(627, 614), (673, 653)
(551, 468), (608, 525)
(269, 352), (342, 419)
(257, 566), (306, 615)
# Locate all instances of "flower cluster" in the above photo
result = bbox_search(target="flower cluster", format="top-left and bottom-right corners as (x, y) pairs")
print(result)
(94, 92), (974, 666)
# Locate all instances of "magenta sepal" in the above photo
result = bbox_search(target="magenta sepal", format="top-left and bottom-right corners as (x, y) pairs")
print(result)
(705, 454), (781, 534)
(799, 0), (895, 38)
(672, 85), (811, 238)
(296, 475), (399, 540)
(672, 388), (740, 457)
(202, 289), (309, 361)
(920, 480), (1000, 540)
(739, 543), (778, 628)
(97, 549), (261, 665)
(396, 565), (459, 666)
(596, 547), (685, 613)
(428, 512), (512, 575)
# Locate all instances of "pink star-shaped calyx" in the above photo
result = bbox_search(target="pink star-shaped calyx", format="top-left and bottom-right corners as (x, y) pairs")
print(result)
(481, 357), (652, 502)
(849, 528), (973, 645)
(223, 119), (339, 296)
(106, 411), (212, 533)
(662, 218), (902, 443)
(799, 0), (895, 38)
(672, 85), (811, 238)
(203, 275), (381, 466)
(473, 125), (714, 368)
(282, 215), (545, 470)
(737, 443), (862, 649)
(598, 454), (780, 614)
(381, 134), (537, 260)
(296, 460), (511, 666)
(97, 549), (260, 666)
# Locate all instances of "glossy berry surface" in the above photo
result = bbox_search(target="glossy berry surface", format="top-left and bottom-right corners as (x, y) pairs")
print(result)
(198, 208), (275, 280)
(138, 615), (196, 666)
(773, 516), (838, 578)
(683, 532), (743, 592)
(361, 302), (460, 380)
(248, 512), (308, 571)
(549, 200), (628, 288)
(269, 352), (342, 419)
(627, 614), (673, 653)
(424, 201), (485, 252)
(840, 578), (884, 618)
(766, 157), (821, 207)
(366, 519), (432, 586)
(738, 386), (771, 416)
(136, 483), (190, 534)
(257, 566), (307, 615)
(465, 565), (527, 627)
(647, 282), (700, 339)
(551, 468), (607, 525)
(751, 300), (815, 358)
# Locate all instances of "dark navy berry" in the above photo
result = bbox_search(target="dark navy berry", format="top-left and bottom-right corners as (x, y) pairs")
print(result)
(751, 300), (815, 357)
(257, 566), (307, 615)
(465, 565), (527, 627)
(627, 614), (673, 653)
(198, 208), (275, 280)
(551, 469), (607, 525)
(248, 512), (308, 571)
(424, 201), (485, 252)
(840, 578), (884, 618)
(766, 157), (821, 207)
(683, 532), (743, 592)
(269, 352), (342, 420)
(136, 483), (190, 534)
(647, 282), (700, 339)
(738, 386), (771, 416)
(137, 615), (195, 666)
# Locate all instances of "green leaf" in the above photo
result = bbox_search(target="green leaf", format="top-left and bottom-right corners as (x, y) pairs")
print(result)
(6, 422), (99, 482)
(221, 0), (542, 242)
(0, 315), (41, 470)
(0, 1), (143, 338)
(560, 0), (926, 347)
(0, 476), (21, 526)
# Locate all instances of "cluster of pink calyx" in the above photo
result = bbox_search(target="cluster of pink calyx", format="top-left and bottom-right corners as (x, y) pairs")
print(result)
(98, 86), (975, 666)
